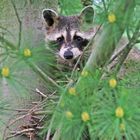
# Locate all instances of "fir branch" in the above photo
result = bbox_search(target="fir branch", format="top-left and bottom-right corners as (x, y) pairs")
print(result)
(109, 44), (128, 64)
(35, 88), (47, 98)
(102, 0), (108, 12)
(26, 61), (61, 89)
(0, 35), (17, 50)
(113, 20), (140, 73)
(102, 20), (140, 78)
(49, 1), (136, 139)
(6, 128), (35, 140)
(11, 0), (22, 48)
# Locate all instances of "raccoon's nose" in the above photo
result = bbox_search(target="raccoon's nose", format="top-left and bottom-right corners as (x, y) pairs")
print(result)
(64, 51), (73, 59)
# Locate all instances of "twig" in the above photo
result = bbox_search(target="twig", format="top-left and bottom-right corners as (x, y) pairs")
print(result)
(3, 93), (53, 140)
(109, 20), (140, 65)
(126, 25), (131, 41)
(8, 114), (29, 126)
(46, 127), (52, 140)
(107, 20), (140, 74)
(6, 128), (35, 140)
(11, 0), (22, 48)
(10, 128), (35, 135)
(35, 88), (47, 98)
(1, 107), (30, 112)
(114, 21), (140, 71)
(6, 103), (42, 127)
(34, 110), (52, 115)
(109, 44), (127, 64)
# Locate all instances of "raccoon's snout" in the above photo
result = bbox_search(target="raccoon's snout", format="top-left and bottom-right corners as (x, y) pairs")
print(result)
(63, 50), (73, 59)
(59, 47), (82, 60)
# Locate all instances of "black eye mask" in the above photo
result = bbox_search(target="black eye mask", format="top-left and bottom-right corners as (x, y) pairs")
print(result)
(73, 35), (89, 50)
(55, 36), (64, 50)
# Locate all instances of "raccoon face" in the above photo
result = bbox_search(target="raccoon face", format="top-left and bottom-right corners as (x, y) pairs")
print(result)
(55, 26), (89, 60)
(42, 6), (95, 61)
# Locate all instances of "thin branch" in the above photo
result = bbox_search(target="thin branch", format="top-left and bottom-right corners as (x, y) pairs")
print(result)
(109, 44), (128, 64)
(35, 88), (47, 98)
(107, 20), (140, 74)
(102, 0), (108, 12)
(1, 108), (30, 112)
(46, 122), (53, 140)
(11, 0), (22, 48)
(2, 94), (54, 140)
(114, 43), (135, 73)
(6, 128), (35, 140)
(126, 25), (131, 41)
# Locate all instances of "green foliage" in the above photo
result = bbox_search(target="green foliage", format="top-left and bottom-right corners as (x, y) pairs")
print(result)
(43, 0), (140, 140)
(49, 70), (140, 140)
(0, 37), (58, 95)
(59, 0), (83, 15)
(0, 0), (140, 140)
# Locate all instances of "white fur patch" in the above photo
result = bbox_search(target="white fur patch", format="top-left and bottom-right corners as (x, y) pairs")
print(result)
(71, 48), (82, 59)
(59, 47), (67, 59)
(76, 31), (94, 40)
(42, 9), (58, 19)
(45, 32), (63, 41)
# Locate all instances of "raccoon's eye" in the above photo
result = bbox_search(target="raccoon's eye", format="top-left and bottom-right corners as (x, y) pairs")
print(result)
(74, 35), (83, 42)
(56, 36), (64, 43)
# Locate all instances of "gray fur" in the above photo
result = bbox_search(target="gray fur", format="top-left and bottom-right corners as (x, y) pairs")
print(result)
(42, 6), (97, 64)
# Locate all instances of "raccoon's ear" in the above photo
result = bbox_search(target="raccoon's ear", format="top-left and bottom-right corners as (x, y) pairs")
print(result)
(42, 9), (59, 28)
(79, 6), (94, 24)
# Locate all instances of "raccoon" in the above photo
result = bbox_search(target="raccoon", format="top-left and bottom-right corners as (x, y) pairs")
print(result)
(42, 6), (97, 68)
